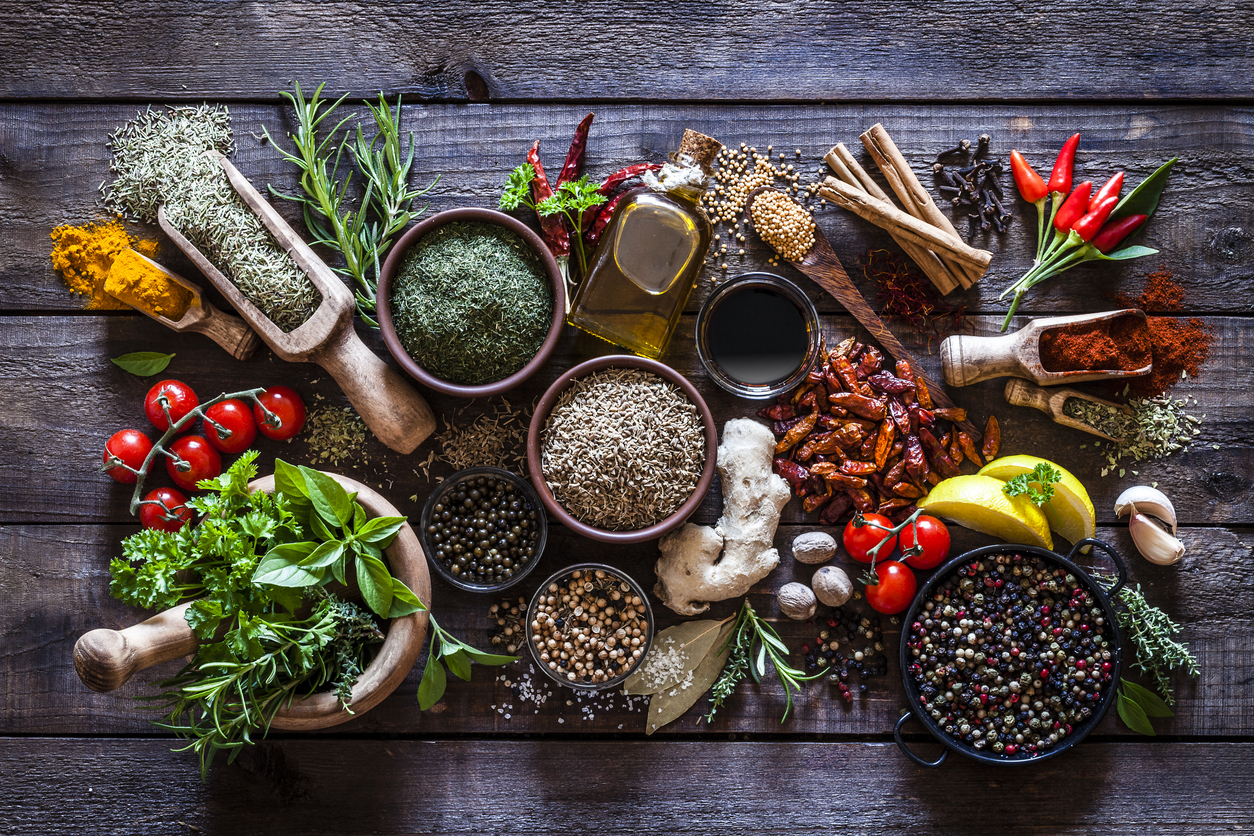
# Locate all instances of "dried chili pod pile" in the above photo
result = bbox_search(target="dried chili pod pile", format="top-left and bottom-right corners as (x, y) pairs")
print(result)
(766, 337), (999, 526)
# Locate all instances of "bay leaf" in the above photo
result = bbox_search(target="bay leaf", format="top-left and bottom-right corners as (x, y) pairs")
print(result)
(111, 351), (174, 376)
(622, 618), (729, 696)
(645, 621), (735, 735)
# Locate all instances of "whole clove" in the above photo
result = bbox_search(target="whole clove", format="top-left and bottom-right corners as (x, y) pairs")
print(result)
(933, 135), (1012, 239)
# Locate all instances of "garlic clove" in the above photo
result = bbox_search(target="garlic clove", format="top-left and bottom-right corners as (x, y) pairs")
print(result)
(1115, 486), (1177, 535)
(1128, 506), (1186, 565)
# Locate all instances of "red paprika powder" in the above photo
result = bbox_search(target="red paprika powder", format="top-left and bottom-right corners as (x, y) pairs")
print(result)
(1038, 313), (1152, 373)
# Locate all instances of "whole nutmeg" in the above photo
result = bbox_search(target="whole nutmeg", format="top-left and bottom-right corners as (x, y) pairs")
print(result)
(791, 531), (838, 565)
(812, 565), (853, 607)
(777, 582), (818, 620)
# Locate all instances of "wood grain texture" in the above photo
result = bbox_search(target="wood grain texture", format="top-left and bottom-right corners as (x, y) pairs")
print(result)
(3, 738), (1254, 835)
(1, 1), (1253, 101)
(3, 104), (1253, 315)
(4, 520), (1248, 737)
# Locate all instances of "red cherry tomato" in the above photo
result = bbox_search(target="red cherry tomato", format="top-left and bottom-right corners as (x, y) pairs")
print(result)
(203, 399), (258, 454)
(253, 386), (306, 441)
(145, 380), (200, 433)
(900, 515), (952, 571)
(139, 487), (193, 532)
(165, 435), (222, 491)
(864, 561), (917, 615)
(843, 513), (898, 564)
(103, 429), (153, 484)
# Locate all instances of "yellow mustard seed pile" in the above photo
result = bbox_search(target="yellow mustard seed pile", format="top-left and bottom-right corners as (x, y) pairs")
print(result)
(701, 143), (804, 272)
(749, 189), (816, 262)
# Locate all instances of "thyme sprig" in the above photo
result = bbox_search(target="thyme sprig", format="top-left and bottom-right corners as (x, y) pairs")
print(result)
(704, 599), (822, 723)
(264, 82), (437, 326)
(1097, 574), (1199, 704)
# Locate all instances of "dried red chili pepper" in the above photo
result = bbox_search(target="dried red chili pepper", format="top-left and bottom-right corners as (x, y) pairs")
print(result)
(866, 371), (915, 394)
(893, 483), (924, 499)
(598, 163), (664, 195)
(909, 404), (935, 429)
(948, 430), (964, 466)
(773, 458), (810, 490)
(856, 347), (884, 378)
(819, 492), (854, 525)
(932, 407), (967, 423)
(982, 415), (1001, 460)
(832, 355), (871, 396)
(889, 438), (904, 459)
(828, 393), (887, 420)
(841, 460), (879, 477)
(919, 427), (960, 478)
(803, 493), (832, 513)
(904, 434), (927, 480)
(797, 390), (818, 412)
(878, 497), (914, 515)
(1047, 133), (1081, 195)
(527, 142), (570, 257)
(557, 113), (594, 186)
(873, 419), (895, 470)
(958, 431), (984, 467)
(914, 373), (934, 409)
(858, 433), (877, 460)
(758, 404), (795, 422)
(888, 400), (911, 436)
(848, 488), (875, 513)
(884, 459), (906, 485)
(772, 417), (801, 436)
(775, 411), (818, 453)
(823, 366), (843, 397)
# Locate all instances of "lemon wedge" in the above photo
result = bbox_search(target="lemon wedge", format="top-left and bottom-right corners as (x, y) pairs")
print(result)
(978, 455), (1096, 548)
(918, 475), (1053, 550)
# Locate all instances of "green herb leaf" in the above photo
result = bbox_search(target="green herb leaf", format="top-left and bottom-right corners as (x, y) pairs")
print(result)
(623, 619), (729, 696)
(1109, 158), (1178, 223)
(1122, 679), (1174, 718)
(355, 515), (406, 547)
(303, 467), (354, 528)
(355, 553), (394, 618)
(1117, 691), (1156, 735)
(252, 556), (323, 588)
(444, 649), (473, 681)
(462, 647), (518, 666)
(301, 541), (344, 569)
(274, 459), (310, 500)
(417, 656), (447, 710)
(111, 351), (175, 376)
(1002, 463), (1062, 507)
(499, 163), (537, 211)
(1096, 245), (1159, 262)
(386, 578), (426, 618)
(263, 541), (318, 565)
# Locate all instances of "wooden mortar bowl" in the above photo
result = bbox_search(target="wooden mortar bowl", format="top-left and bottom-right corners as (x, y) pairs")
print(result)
(73, 474), (430, 731)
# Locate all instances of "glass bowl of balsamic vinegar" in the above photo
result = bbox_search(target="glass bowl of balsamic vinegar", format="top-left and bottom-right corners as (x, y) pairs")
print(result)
(695, 272), (822, 399)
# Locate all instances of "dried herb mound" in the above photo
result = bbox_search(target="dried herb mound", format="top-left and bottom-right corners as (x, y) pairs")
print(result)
(541, 368), (706, 531)
(391, 221), (552, 385)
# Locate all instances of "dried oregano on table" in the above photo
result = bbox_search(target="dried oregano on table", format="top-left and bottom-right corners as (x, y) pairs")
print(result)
(102, 105), (320, 331)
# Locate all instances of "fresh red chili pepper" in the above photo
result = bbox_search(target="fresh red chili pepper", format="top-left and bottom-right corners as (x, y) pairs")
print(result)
(527, 141), (570, 257)
(1090, 172), (1123, 211)
(585, 191), (626, 246)
(1072, 195), (1119, 242)
(1052, 181), (1092, 232)
(1010, 150), (1049, 203)
(1047, 133), (1080, 195)
(598, 163), (663, 195)
(556, 112), (594, 186)
(1091, 214), (1148, 253)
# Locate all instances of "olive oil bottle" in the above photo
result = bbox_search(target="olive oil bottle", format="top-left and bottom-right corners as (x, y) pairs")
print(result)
(567, 129), (721, 359)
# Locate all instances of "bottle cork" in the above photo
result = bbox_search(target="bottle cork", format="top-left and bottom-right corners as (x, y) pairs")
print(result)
(676, 129), (722, 174)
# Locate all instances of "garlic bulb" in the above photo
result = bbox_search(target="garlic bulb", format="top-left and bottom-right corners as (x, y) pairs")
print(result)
(1127, 505), (1186, 565)
(1115, 486), (1177, 535)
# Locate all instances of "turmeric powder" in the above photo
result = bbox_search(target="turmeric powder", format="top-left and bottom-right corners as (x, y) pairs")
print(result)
(49, 219), (159, 310)
(105, 248), (194, 320)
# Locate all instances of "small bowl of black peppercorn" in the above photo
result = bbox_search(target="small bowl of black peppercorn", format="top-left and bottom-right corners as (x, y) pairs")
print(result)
(420, 467), (547, 593)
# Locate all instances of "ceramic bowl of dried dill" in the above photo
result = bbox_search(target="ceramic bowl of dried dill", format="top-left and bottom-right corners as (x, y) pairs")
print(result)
(378, 208), (564, 397)
(527, 355), (718, 544)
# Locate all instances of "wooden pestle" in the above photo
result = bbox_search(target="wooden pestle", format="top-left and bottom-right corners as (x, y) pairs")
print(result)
(74, 602), (196, 692)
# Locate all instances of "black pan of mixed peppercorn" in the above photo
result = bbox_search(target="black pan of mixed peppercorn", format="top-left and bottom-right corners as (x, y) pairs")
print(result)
(895, 538), (1127, 767)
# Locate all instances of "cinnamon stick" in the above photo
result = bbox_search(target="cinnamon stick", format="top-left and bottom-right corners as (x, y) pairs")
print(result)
(825, 144), (961, 295)
(859, 123), (988, 288)
(818, 178), (993, 271)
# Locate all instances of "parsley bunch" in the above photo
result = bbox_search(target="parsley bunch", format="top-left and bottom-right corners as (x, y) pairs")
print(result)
(499, 163), (606, 279)
(1001, 462), (1063, 507)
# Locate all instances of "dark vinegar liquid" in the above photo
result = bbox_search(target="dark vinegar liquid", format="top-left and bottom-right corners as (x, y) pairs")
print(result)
(706, 287), (808, 385)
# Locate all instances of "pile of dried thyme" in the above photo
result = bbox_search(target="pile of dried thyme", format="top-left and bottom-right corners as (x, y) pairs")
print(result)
(540, 368), (705, 531)
(102, 105), (320, 331)
(390, 221), (552, 385)
(1065, 392), (1204, 476)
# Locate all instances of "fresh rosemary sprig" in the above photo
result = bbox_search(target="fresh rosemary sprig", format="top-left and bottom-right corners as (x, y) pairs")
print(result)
(264, 82), (436, 326)
(703, 599), (822, 723)
(1097, 574), (1199, 704)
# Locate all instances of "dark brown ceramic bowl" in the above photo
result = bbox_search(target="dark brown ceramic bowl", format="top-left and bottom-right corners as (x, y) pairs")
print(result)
(526, 355), (718, 544)
(377, 207), (566, 398)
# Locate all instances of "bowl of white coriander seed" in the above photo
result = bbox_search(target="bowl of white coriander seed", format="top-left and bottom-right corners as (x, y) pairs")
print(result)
(526, 563), (655, 690)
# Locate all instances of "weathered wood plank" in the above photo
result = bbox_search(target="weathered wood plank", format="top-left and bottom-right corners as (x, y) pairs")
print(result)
(1, 1), (1253, 101)
(2, 103), (1252, 314)
(2, 521), (1245, 736)
(0, 313), (1247, 527)
(3, 738), (1254, 835)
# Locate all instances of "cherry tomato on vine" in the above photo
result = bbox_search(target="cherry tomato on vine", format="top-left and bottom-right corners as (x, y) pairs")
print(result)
(864, 561), (917, 614)
(139, 487), (193, 532)
(900, 515), (951, 571)
(203, 399), (258, 454)
(253, 386), (306, 441)
(102, 429), (153, 484)
(843, 513), (898, 564)
(144, 380), (200, 433)
(165, 435), (222, 491)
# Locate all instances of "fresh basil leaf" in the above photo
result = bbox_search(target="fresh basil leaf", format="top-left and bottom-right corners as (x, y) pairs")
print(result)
(359, 543), (383, 562)
(1110, 158), (1177, 222)
(417, 656), (447, 710)
(356, 515), (406, 547)
(462, 647), (518, 666)
(111, 351), (175, 377)
(301, 541), (344, 569)
(262, 541), (318, 565)
(274, 459), (310, 500)
(252, 556), (322, 588)
(352, 502), (367, 532)
(331, 552), (348, 586)
(311, 512), (340, 543)
(303, 467), (354, 528)
(1097, 245), (1159, 262)
(267, 585), (305, 614)
(1122, 679), (1174, 718)
(1117, 691), (1156, 736)
(444, 649), (473, 681)
(356, 553), (394, 618)
(387, 579), (427, 618)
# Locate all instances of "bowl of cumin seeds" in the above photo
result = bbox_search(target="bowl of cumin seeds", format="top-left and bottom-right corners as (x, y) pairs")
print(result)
(527, 355), (717, 544)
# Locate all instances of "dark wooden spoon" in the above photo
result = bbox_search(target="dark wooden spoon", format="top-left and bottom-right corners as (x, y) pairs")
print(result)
(746, 187), (981, 440)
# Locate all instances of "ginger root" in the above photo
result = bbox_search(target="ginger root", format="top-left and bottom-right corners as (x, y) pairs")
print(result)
(654, 419), (790, 615)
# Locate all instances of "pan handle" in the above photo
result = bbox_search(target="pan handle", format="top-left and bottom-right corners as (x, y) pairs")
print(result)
(894, 711), (948, 768)
(1068, 538), (1128, 598)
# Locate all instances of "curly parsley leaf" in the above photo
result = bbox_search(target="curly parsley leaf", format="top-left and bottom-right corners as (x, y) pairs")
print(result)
(536, 176), (606, 218)
(1002, 463), (1062, 507)
(499, 163), (537, 211)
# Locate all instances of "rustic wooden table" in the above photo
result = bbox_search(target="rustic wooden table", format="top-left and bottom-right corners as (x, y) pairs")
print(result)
(2, 2), (1252, 833)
